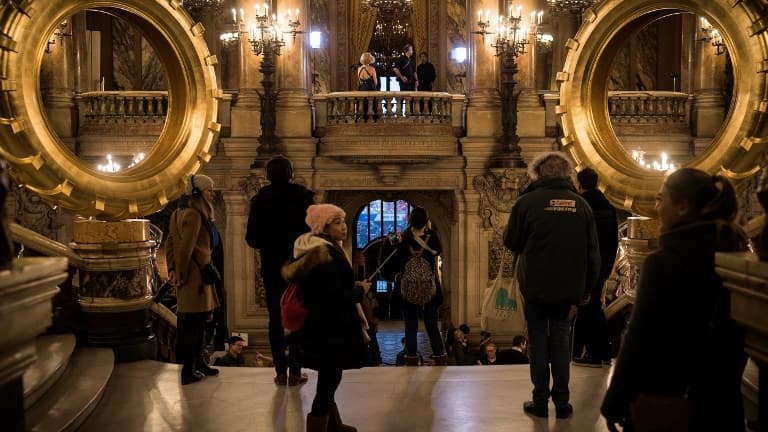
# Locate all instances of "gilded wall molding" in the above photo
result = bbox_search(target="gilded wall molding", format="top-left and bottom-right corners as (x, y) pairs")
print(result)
(473, 169), (529, 235)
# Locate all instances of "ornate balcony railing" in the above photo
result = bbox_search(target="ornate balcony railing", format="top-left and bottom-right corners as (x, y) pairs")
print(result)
(313, 91), (465, 137)
(76, 91), (168, 135)
(608, 91), (690, 124)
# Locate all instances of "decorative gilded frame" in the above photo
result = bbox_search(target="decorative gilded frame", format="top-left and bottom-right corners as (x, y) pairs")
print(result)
(558, 0), (768, 216)
(0, 0), (220, 220)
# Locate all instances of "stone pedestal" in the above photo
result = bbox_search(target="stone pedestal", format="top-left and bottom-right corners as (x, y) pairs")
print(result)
(0, 257), (68, 432)
(620, 217), (659, 300)
(716, 252), (768, 431)
(70, 219), (156, 362)
(516, 89), (545, 138)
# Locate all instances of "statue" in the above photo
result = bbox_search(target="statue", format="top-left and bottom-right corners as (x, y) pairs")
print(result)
(757, 169), (768, 261)
(0, 157), (13, 269)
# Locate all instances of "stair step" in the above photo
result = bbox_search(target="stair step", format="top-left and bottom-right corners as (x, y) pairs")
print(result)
(26, 347), (114, 432)
(23, 334), (77, 409)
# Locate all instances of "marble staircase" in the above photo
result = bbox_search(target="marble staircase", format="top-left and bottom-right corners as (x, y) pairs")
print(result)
(23, 334), (114, 432)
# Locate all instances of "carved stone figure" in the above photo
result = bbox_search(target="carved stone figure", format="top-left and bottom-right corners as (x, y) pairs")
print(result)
(756, 169), (768, 261)
(0, 158), (14, 269)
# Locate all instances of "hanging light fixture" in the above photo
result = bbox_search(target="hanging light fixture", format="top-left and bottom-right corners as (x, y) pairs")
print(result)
(362, 0), (413, 15)
(180, 0), (224, 15)
(545, 0), (601, 15)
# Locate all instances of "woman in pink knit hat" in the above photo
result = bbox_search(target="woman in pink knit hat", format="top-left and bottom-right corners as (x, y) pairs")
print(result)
(282, 203), (371, 432)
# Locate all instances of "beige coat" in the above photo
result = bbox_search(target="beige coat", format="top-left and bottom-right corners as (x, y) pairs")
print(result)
(165, 196), (219, 313)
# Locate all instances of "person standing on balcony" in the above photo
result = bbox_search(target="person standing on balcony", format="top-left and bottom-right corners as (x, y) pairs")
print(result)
(246, 156), (315, 386)
(357, 52), (379, 122)
(416, 52), (435, 91)
(416, 52), (436, 114)
(393, 43), (417, 91)
(166, 174), (221, 385)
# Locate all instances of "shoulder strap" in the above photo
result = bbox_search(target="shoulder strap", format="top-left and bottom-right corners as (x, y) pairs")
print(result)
(413, 234), (437, 255)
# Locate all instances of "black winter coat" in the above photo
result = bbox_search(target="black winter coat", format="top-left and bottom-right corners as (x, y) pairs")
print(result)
(581, 188), (619, 284)
(601, 221), (748, 431)
(282, 234), (366, 371)
(245, 183), (314, 281)
(504, 178), (600, 305)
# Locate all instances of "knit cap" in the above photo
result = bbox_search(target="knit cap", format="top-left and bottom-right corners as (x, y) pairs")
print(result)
(305, 204), (346, 234)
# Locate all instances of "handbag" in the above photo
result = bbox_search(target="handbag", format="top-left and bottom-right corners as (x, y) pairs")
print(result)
(629, 393), (688, 432)
(480, 251), (526, 332)
(281, 280), (308, 332)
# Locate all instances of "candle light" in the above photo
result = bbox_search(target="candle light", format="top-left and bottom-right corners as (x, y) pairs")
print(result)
(516, 6), (522, 18)
(240, 8), (245, 21)
(231, 8), (237, 23)
(538, 11), (543, 24)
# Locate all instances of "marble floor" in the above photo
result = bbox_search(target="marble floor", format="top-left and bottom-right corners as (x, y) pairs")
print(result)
(80, 360), (614, 432)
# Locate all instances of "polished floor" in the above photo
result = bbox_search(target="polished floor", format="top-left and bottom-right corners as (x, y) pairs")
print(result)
(80, 360), (614, 432)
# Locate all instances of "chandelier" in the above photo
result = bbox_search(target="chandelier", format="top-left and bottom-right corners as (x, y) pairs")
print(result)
(631, 150), (676, 172)
(362, 0), (413, 15)
(699, 17), (726, 56)
(180, 0), (224, 15)
(546, 0), (600, 14)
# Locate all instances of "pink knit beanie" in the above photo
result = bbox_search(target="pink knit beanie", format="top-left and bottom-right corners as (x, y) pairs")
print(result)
(305, 204), (346, 234)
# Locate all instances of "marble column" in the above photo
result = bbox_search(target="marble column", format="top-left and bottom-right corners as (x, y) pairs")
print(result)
(231, 0), (265, 138)
(465, 0), (502, 139)
(515, 0), (545, 138)
(679, 13), (697, 95)
(549, 13), (577, 90)
(275, 0), (313, 139)
(40, 18), (76, 147)
(692, 15), (726, 139)
(221, 190), (266, 337)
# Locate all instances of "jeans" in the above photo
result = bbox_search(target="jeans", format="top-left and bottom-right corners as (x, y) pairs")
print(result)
(264, 274), (302, 376)
(524, 302), (572, 408)
(402, 300), (444, 357)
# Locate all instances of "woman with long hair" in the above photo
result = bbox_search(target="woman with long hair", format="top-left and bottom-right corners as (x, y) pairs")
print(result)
(282, 204), (371, 432)
(601, 168), (749, 431)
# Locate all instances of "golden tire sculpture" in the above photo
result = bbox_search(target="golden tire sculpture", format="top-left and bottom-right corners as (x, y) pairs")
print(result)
(0, 0), (220, 220)
(558, 0), (768, 217)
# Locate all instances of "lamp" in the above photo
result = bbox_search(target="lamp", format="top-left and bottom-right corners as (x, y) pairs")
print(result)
(453, 47), (467, 93)
(180, 0), (224, 17)
(362, 0), (413, 14)
(631, 150), (676, 172)
(699, 17), (725, 56)
(545, 0), (600, 15)
(473, 3), (543, 168)
(219, 5), (303, 165)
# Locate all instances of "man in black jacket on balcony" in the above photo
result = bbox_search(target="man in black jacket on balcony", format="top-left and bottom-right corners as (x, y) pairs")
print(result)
(246, 156), (315, 386)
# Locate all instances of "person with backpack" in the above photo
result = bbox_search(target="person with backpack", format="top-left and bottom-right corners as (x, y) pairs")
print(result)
(281, 203), (371, 432)
(393, 206), (447, 366)
(166, 174), (221, 385)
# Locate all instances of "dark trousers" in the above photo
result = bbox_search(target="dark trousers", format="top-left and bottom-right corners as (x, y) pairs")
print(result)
(572, 281), (610, 360)
(177, 312), (208, 376)
(264, 274), (302, 376)
(206, 282), (228, 351)
(310, 368), (343, 416)
(525, 302), (572, 408)
(365, 328), (382, 366)
(402, 300), (444, 357)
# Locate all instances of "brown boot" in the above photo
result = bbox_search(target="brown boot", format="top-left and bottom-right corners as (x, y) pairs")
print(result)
(328, 404), (357, 432)
(430, 354), (448, 366)
(306, 414), (328, 432)
(404, 355), (420, 366)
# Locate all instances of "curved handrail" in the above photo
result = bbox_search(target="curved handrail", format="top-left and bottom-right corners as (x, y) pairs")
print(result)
(9, 222), (84, 268)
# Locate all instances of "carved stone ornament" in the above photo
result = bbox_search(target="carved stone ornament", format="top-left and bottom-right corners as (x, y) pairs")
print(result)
(239, 172), (270, 201)
(0, 158), (13, 269)
(473, 168), (529, 234)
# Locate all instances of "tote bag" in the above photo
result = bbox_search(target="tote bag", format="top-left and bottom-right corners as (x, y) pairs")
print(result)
(480, 252), (526, 333)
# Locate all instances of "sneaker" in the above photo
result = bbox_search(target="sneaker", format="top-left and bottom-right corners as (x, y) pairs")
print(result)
(523, 401), (548, 418)
(274, 373), (288, 385)
(572, 356), (603, 368)
(556, 404), (573, 419)
(288, 373), (309, 386)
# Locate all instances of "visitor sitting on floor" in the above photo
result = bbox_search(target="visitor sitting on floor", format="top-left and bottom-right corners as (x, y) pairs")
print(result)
(213, 335), (246, 367)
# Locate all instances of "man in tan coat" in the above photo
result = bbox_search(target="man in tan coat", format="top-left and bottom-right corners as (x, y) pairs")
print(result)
(166, 174), (221, 385)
